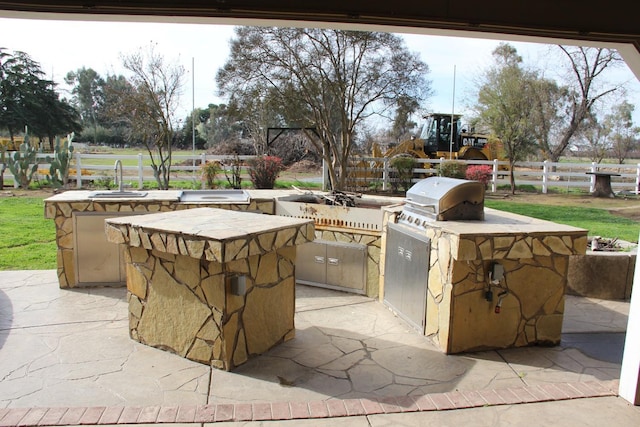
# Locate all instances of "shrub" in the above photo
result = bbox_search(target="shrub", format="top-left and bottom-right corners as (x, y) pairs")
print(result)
(222, 156), (244, 189)
(438, 161), (467, 179)
(248, 155), (285, 189)
(201, 161), (221, 189)
(465, 165), (492, 186)
(390, 155), (417, 192)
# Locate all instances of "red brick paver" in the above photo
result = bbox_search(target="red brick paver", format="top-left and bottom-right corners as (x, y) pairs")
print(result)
(0, 380), (621, 426)
(251, 403), (271, 421)
(232, 403), (252, 421)
(307, 400), (330, 418)
(155, 406), (178, 423)
(270, 402), (292, 420)
(289, 401), (310, 419)
(343, 399), (367, 416)
(16, 408), (47, 427)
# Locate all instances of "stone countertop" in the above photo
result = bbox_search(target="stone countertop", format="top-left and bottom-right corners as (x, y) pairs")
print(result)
(456, 208), (588, 235)
(43, 189), (301, 202)
(104, 207), (315, 263)
(385, 205), (587, 236)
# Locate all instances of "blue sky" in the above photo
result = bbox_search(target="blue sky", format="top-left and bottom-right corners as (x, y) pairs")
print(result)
(1, 16), (638, 126)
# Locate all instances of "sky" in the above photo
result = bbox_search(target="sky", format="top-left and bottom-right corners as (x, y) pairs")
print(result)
(1, 16), (639, 126)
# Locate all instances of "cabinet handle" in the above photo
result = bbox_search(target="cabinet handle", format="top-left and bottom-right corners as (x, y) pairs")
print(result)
(328, 258), (339, 266)
(314, 256), (325, 264)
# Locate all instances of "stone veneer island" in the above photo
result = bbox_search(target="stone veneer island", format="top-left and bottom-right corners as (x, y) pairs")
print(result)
(104, 207), (314, 371)
(380, 207), (588, 354)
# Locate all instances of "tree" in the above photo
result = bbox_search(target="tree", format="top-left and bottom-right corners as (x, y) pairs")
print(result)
(475, 43), (538, 193)
(0, 48), (80, 148)
(217, 27), (431, 190)
(28, 80), (81, 150)
(235, 86), (290, 155)
(577, 114), (609, 163)
(605, 101), (639, 163)
(175, 107), (207, 149)
(389, 94), (420, 142)
(65, 67), (105, 144)
(203, 103), (243, 148)
(537, 46), (622, 162)
(105, 44), (185, 189)
(528, 76), (570, 161)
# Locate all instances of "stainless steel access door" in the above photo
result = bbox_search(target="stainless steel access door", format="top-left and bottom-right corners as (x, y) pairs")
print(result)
(383, 223), (430, 333)
(73, 212), (143, 286)
(296, 240), (367, 294)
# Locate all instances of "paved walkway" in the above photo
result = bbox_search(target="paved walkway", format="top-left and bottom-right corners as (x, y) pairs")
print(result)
(0, 270), (639, 426)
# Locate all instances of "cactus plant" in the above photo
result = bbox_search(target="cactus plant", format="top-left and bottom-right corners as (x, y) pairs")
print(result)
(7, 132), (39, 189)
(46, 133), (75, 188)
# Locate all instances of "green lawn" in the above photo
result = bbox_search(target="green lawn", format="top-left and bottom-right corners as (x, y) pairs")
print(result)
(0, 195), (636, 271)
(485, 200), (639, 243)
(0, 197), (57, 270)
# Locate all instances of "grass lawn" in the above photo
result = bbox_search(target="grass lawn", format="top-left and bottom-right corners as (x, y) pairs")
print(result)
(485, 199), (639, 243)
(0, 197), (57, 270)
(0, 190), (637, 271)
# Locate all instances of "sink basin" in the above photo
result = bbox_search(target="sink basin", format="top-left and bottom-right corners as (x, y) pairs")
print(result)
(178, 189), (250, 203)
(88, 191), (148, 199)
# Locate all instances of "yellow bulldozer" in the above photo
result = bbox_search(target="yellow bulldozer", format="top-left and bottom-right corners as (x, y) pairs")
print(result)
(347, 113), (506, 190)
(372, 113), (504, 162)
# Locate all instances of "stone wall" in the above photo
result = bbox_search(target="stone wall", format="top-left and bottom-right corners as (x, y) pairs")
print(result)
(567, 251), (636, 300)
(427, 230), (587, 354)
(124, 245), (297, 370)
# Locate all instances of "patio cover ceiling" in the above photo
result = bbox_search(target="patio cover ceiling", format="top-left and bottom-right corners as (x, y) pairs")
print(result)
(0, 1), (638, 77)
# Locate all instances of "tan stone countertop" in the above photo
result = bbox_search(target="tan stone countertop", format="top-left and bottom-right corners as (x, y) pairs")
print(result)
(43, 189), (302, 202)
(449, 208), (588, 235)
(386, 205), (587, 236)
(104, 207), (315, 263)
(44, 189), (181, 202)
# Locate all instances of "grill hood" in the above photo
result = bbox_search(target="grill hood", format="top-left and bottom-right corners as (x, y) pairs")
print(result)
(403, 177), (485, 221)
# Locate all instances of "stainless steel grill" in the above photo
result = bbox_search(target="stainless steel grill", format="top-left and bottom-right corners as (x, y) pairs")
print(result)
(398, 177), (484, 226)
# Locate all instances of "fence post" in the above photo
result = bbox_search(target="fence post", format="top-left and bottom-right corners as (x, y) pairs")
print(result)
(589, 162), (597, 193)
(636, 163), (640, 196)
(200, 153), (206, 189)
(137, 153), (144, 189)
(382, 157), (389, 191)
(542, 160), (549, 194)
(491, 159), (498, 193)
(75, 151), (82, 189)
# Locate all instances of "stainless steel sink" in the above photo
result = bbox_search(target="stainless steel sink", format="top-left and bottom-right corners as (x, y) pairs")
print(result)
(88, 191), (148, 199)
(178, 189), (250, 203)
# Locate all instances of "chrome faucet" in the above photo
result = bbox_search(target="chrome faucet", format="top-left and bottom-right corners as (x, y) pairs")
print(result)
(114, 160), (124, 192)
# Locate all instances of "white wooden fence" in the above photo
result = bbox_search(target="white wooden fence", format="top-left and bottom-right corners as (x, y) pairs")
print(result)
(346, 157), (640, 194)
(1, 152), (255, 189)
(1, 152), (640, 194)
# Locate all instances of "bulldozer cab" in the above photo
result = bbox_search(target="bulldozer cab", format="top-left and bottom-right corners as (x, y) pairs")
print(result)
(419, 114), (463, 153)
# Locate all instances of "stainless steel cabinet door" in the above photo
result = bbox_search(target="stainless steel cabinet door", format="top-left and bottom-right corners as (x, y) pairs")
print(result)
(296, 240), (367, 294)
(383, 223), (430, 333)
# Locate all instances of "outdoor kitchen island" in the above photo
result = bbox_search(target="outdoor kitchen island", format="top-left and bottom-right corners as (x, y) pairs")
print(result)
(380, 177), (589, 355)
(103, 207), (314, 371)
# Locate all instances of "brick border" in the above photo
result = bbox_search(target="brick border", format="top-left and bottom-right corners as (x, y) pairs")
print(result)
(0, 380), (619, 426)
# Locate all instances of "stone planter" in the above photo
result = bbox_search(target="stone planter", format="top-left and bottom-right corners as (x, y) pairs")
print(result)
(567, 250), (636, 300)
